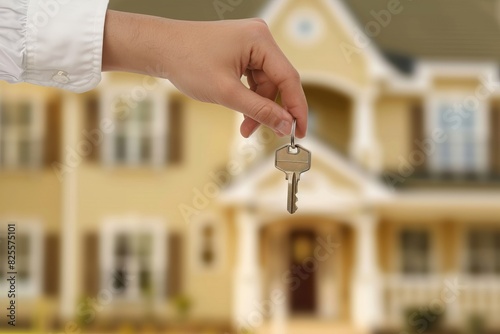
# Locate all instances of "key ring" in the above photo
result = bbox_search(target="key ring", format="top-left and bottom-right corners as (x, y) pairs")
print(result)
(290, 119), (296, 148)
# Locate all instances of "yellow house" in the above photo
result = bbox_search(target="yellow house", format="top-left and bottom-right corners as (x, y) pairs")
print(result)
(1, 0), (500, 334)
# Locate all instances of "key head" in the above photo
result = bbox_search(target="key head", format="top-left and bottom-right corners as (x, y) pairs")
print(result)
(275, 144), (311, 174)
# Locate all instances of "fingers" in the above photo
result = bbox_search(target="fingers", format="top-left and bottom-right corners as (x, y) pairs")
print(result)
(223, 80), (293, 137)
(249, 39), (308, 138)
(240, 71), (279, 137)
(240, 116), (260, 137)
(245, 69), (257, 92)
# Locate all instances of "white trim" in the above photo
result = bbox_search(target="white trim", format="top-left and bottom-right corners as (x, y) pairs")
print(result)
(100, 215), (166, 303)
(285, 7), (326, 46)
(0, 219), (43, 298)
(393, 224), (440, 275)
(100, 86), (167, 168)
(259, 0), (392, 80)
(383, 60), (500, 94)
(460, 225), (500, 276)
(351, 214), (382, 328)
(421, 61), (499, 78)
(0, 97), (45, 170)
(221, 137), (392, 208)
(384, 190), (500, 209)
(425, 91), (490, 174)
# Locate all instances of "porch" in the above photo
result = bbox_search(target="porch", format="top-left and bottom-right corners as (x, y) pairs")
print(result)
(383, 275), (500, 330)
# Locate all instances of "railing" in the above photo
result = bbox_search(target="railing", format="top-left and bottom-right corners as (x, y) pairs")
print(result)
(383, 275), (500, 329)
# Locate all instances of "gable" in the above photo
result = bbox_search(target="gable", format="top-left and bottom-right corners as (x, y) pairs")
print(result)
(263, 0), (371, 86)
(220, 138), (391, 211)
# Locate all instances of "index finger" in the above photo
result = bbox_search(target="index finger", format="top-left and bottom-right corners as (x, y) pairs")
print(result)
(250, 40), (308, 137)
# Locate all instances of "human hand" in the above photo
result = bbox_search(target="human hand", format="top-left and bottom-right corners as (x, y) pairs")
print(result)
(102, 11), (308, 138)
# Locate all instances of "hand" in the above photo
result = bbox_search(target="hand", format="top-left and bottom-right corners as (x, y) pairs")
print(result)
(102, 11), (308, 138)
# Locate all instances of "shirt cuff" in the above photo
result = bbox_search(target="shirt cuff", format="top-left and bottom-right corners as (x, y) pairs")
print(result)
(24, 0), (109, 93)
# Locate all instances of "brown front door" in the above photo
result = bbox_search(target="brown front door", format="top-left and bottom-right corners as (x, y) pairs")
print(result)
(289, 230), (317, 314)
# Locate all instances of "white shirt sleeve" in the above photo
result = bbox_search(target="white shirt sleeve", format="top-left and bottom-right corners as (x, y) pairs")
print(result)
(0, 0), (109, 93)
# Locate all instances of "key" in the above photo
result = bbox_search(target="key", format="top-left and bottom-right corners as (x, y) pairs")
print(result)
(275, 144), (311, 214)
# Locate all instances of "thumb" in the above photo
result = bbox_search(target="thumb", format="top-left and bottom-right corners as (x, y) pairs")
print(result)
(222, 81), (293, 136)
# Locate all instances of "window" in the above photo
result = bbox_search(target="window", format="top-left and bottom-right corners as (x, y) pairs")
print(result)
(101, 217), (165, 301)
(0, 100), (44, 169)
(286, 8), (325, 45)
(191, 214), (225, 272)
(200, 225), (215, 266)
(467, 229), (500, 275)
(400, 229), (431, 275)
(0, 221), (43, 297)
(102, 93), (166, 167)
(428, 97), (488, 174)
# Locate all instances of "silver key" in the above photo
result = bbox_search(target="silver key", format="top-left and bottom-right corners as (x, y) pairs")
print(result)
(275, 144), (311, 213)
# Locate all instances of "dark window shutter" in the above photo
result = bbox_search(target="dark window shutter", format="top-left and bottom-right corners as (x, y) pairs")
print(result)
(84, 233), (100, 297)
(490, 104), (500, 175)
(411, 101), (426, 174)
(44, 233), (60, 296)
(167, 96), (183, 164)
(44, 97), (62, 167)
(167, 233), (183, 298)
(85, 94), (100, 163)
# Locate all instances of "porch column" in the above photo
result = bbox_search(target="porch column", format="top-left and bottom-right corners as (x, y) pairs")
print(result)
(351, 212), (382, 329)
(351, 90), (381, 172)
(233, 208), (263, 330)
(60, 94), (79, 319)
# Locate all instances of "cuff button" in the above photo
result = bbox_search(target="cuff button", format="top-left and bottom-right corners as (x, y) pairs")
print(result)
(52, 71), (70, 84)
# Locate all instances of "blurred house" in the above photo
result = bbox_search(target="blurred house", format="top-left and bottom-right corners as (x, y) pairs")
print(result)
(1, 0), (500, 334)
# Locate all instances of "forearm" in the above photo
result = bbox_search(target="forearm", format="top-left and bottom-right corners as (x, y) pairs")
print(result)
(102, 10), (171, 78)
(100, 10), (307, 138)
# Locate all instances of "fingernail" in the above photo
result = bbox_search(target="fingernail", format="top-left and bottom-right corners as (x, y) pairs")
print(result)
(277, 120), (291, 135)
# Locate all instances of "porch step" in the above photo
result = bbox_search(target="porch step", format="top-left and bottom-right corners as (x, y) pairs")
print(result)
(255, 319), (366, 334)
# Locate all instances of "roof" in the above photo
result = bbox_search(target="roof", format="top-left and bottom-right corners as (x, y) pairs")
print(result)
(109, 0), (500, 61)
(344, 0), (500, 61)
(108, 0), (267, 21)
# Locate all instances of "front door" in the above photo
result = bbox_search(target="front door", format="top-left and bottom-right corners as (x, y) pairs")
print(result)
(289, 230), (317, 314)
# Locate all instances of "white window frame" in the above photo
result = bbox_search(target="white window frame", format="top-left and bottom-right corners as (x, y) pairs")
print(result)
(0, 219), (43, 298)
(0, 97), (45, 170)
(285, 7), (326, 46)
(190, 212), (226, 273)
(463, 226), (500, 276)
(426, 93), (489, 174)
(395, 225), (437, 275)
(100, 215), (166, 303)
(100, 88), (167, 167)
